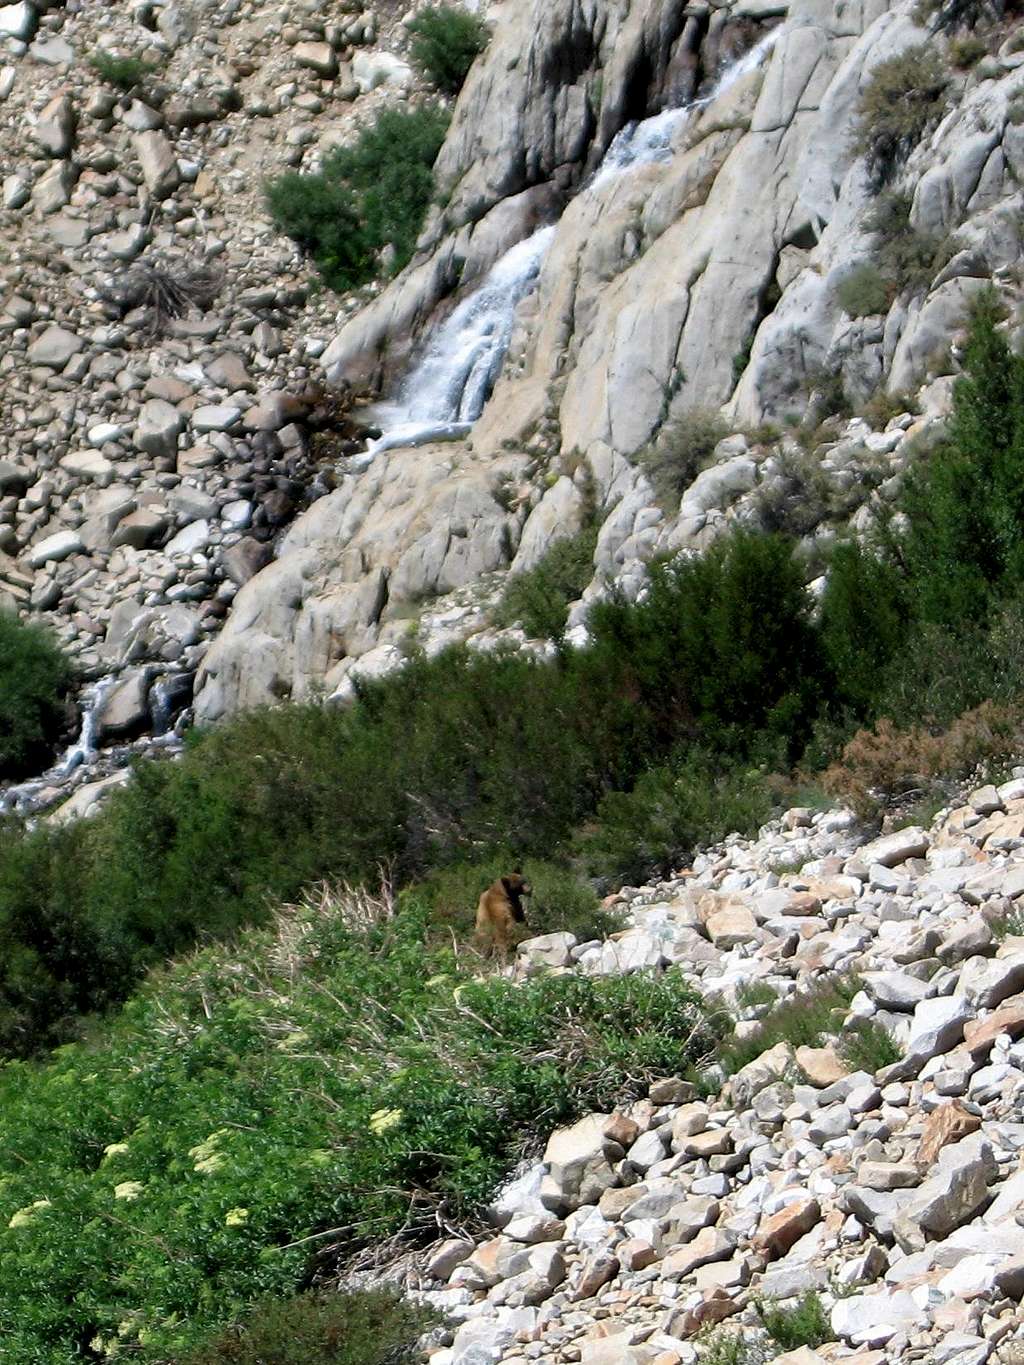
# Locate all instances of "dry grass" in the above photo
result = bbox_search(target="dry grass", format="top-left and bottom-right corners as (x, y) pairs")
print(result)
(822, 702), (1024, 817)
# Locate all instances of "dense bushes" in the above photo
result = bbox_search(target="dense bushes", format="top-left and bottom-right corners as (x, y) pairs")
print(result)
(0, 611), (74, 779)
(266, 106), (449, 290)
(180, 1289), (436, 1365)
(0, 888), (718, 1360)
(853, 46), (948, 188)
(0, 527), (838, 1052)
(407, 4), (488, 95)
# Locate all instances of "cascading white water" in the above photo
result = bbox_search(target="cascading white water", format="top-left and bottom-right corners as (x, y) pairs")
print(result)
(367, 224), (557, 456)
(365, 24), (782, 456)
(0, 675), (117, 816)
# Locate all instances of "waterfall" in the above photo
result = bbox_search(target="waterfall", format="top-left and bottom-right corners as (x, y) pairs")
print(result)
(0, 674), (117, 816)
(367, 225), (556, 456)
(366, 25), (782, 456)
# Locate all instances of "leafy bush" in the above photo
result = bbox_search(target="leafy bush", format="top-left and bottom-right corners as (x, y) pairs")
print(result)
(853, 46), (948, 188)
(407, 4), (489, 95)
(948, 32), (990, 65)
(0, 611), (74, 779)
(180, 1289), (436, 1365)
(819, 541), (908, 718)
(757, 1292), (832, 1351)
(0, 888), (720, 1360)
(587, 530), (823, 758)
(576, 750), (774, 886)
(89, 51), (159, 90)
(638, 409), (728, 508)
(836, 263), (893, 318)
(494, 526), (597, 639)
(266, 106), (450, 290)
(917, 0), (1010, 32)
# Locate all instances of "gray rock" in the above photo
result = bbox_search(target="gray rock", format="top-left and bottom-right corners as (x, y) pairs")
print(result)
(135, 400), (183, 460)
(858, 828), (931, 869)
(26, 325), (82, 369)
(0, 1), (35, 40)
(34, 92), (74, 157)
(958, 956), (1024, 1010)
(25, 530), (82, 566)
(134, 130), (179, 199)
(96, 672), (150, 741)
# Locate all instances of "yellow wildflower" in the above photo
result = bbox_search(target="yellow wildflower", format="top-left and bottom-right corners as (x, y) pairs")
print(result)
(114, 1181), (144, 1201)
(102, 1142), (130, 1162)
(225, 1207), (249, 1226)
(369, 1107), (402, 1134)
(8, 1198), (51, 1228)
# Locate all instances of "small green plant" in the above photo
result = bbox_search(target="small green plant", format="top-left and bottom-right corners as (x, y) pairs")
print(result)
(863, 190), (956, 297)
(407, 4), (489, 95)
(756, 1291), (833, 1351)
(720, 976), (861, 1076)
(857, 386), (918, 430)
(841, 1019), (902, 1072)
(180, 1289), (438, 1365)
(576, 750), (776, 887)
(853, 46), (949, 188)
(494, 525), (598, 639)
(89, 51), (159, 91)
(736, 980), (778, 1012)
(265, 106), (450, 291)
(637, 409), (728, 508)
(948, 32), (989, 66)
(0, 611), (75, 779)
(837, 263), (893, 318)
(991, 904), (1024, 940)
(698, 1326), (768, 1365)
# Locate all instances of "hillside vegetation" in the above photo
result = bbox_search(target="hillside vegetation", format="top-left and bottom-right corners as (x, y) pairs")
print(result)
(3, 299), (1024, 1054)
(0, 884), (717, 1361)
(3, 299), (1024, 1357)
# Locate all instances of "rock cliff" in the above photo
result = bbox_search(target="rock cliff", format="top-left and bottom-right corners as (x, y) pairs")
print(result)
(195, 0), (1024, 721)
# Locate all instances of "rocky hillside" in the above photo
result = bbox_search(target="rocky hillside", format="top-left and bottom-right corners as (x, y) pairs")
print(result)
(4, 0), (1022, 808)
(192, 0), (1024, 721)
(416, 783), (1024, 1365)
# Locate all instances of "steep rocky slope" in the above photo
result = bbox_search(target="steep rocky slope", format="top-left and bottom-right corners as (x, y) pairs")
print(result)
(414, 785), (1024, 1365)
(1, 1), (1022, 783)
(192, 0), (1024, 722)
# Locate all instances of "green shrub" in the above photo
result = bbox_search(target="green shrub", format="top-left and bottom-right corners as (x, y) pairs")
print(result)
(853, 46), (948, 188)
(720, 976), (860, 1077)
(181, 1289), (437, 1365)
(494, 526), (597, 639)
(576, 750), (774, 886)
(836, 263), (893, 318)
(587, 530), (823, 758)
(407, 4), (489, 95)
(0, 611), (75, 779)
(699, 1327), (768, 1365)
(757, 1292), (832, 1351)
(841, 1019), (902, 1072)
(917, 0), (1009, 32)
(266, 106), (450, 291)
(948, 32), (989, 66)
(0, 890), (721, 1359)
(864, 190), (954, 296)
(637, 409), (727, 508)
(89, 51), (159, 90)
(819, 541), (908, 718)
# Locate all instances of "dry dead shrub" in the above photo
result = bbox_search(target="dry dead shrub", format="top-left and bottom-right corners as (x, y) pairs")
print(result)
(822, 702), (1024, 816)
